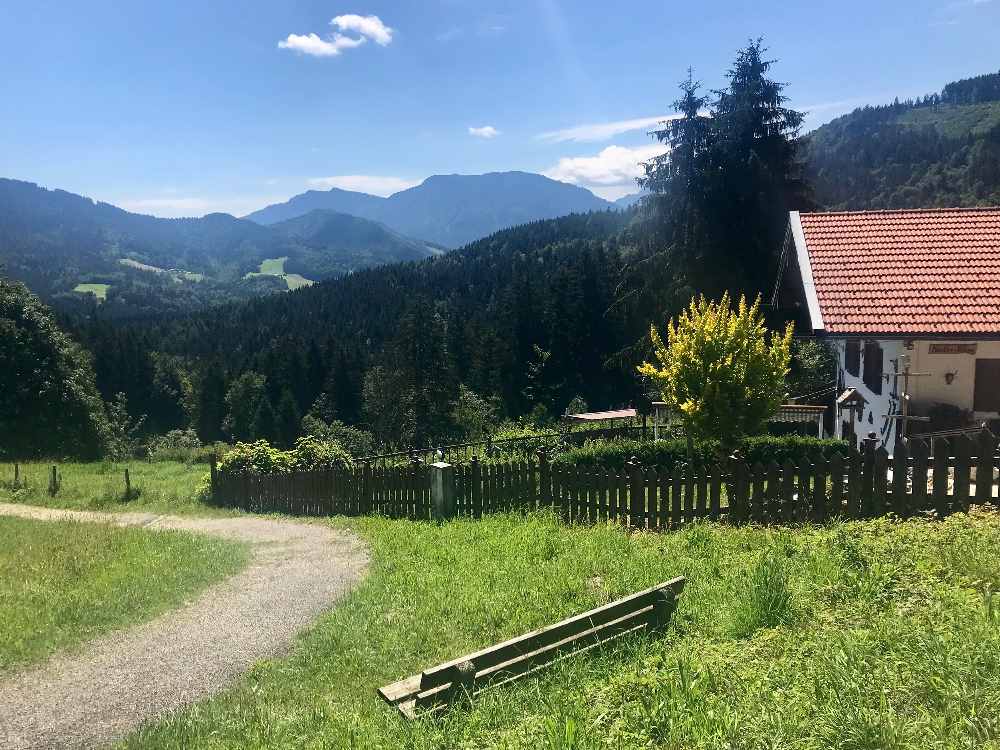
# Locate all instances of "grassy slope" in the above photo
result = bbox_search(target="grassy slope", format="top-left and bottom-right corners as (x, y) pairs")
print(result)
(244, 256), (314, 291)
(0, 515), (247, 671)
(120, 511), (1000, 750)
(0, 461), (224, 516)
(73, 283), (109, 301)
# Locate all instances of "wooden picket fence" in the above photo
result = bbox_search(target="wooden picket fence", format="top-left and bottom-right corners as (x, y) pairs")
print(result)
(210, 430), (1000, 528)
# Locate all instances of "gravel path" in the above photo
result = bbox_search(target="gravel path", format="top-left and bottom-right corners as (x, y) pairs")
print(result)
(0, 503), (369, 750)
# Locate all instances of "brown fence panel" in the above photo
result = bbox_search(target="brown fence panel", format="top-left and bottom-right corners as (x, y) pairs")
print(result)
(911, 439), (929, 513)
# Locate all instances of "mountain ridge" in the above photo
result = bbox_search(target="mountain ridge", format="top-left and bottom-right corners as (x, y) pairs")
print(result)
(244, 171), (616, 247)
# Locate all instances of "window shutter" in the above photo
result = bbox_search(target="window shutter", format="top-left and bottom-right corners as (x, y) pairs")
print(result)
(862, 341), (883, 395)
(845, 340), (860, 377)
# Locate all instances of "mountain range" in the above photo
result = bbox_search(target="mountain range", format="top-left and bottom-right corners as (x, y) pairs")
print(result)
(245, 171), (616, 247)
(0, 178), (443, 317)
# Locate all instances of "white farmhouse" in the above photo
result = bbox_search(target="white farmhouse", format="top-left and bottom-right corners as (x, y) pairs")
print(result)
(774, 207), (1000, 449)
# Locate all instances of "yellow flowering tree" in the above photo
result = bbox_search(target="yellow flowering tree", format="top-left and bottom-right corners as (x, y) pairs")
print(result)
(638, 293), (792, 452)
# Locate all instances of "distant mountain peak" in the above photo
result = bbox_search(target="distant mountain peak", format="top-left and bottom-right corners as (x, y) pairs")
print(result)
(244, 170), (613, 247)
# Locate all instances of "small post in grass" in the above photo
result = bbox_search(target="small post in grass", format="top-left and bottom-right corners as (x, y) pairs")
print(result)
(48, 465), (59, 496)
(13, 463), (19, 488)
(124, 468), (132, 501)
(430, 461), (455, 521)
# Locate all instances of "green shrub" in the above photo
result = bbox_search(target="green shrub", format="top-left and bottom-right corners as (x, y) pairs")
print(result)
(289, 436), (354, 472)
(217, 440), (293, 476)
(217, 437), (353, 477)
(483, 421), (562, 463)
(146, 430), (227, 464)
(300, 416), (374, 458)
(553, 435), (849, 471)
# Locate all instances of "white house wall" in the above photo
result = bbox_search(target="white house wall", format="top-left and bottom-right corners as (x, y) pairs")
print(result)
(909, 340), (1000, 418)
(834, 339), (904, 449)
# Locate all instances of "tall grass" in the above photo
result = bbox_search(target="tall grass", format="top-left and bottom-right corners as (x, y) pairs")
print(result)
(0, 461), (220, 515)
(119, 511), (1000, 750)
(0, 515), (247, 671)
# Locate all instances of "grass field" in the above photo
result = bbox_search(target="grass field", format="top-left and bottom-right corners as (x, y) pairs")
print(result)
(0, 515), (247, 671)
(0, 461), (219, 515)
(73, 283), (109, 301)
(120, 510), (1000, 750)
(244, 257), (314, 290)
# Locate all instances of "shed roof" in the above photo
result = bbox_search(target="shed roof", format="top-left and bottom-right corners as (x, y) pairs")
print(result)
(564, 408), (637, 422)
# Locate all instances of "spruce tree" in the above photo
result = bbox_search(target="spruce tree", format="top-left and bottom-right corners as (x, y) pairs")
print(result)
(251, 394), (278, 445)
(275, 388), (301, 448)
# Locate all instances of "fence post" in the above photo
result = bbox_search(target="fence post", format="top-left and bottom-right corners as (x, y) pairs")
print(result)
(431, 462), (455, 521)
(124, 468), (132, 500)
(48, 465), (59, 496)
(13, 463), (19, 487)
(210, 456), (218, 500)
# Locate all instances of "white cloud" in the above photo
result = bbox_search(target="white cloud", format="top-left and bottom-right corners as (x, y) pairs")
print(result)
(332, 14), (394, 45)
(468, 125), (500, 139)
(538, 115), (677, 143)
(543, 144), (667, 201)
(278, 14), (393, 57)
(307, 175), (421, 196)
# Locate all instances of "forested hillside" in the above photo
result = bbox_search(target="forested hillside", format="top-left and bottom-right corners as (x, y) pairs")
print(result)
(803, 70), (1000, 209)
(0, 179), (438, 317)
(81, 211), (637, 443)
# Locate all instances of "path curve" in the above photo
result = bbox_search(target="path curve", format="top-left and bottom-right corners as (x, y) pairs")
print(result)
(0, 503), (369, 750)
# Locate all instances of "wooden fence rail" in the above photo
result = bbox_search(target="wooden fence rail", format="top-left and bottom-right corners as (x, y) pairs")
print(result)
(210, 430), (1000, 528)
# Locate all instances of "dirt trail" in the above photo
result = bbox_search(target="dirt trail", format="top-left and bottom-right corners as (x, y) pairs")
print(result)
(0, 503), (368, 750)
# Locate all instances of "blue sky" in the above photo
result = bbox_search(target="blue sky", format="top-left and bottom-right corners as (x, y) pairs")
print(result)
(1, 0), (998, 216)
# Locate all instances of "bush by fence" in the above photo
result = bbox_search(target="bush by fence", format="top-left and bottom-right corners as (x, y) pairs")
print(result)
(552, 435), (850, 472)
(211, 430), (998, 530)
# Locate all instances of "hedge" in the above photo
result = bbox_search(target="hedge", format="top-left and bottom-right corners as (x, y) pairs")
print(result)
(551, 435), (850, 472)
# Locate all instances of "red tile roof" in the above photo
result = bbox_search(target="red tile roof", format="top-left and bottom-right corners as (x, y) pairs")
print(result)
(797, 207), (1000, 335)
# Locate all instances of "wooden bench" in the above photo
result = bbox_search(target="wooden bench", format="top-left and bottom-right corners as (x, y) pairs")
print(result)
(378, 576), (685, 718)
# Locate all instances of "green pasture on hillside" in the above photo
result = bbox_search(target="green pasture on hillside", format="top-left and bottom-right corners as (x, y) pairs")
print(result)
(244, 256), (314, 291)
(72, 283), (109, 301)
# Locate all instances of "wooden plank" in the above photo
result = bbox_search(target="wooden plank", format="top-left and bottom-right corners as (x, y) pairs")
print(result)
(628, 461), (644, 529)
(891, 441), (908, 518)
(796, 459), (811, 523)
(657, 468), (670, 530)
(750, 462), (765, 524)
(414, 577), (685, 693)
(846, 450), (862, 519)
(670, 465), (682, 529)
(975, 429), (994, 505)
(761, 462), (777, 523)
(414, 605), (656, 711)
(911, 439), (929, 513)
(932, 440), (950, 518)
(873, 448), (889, 518)
(812, 456), (828, 523)
(709, 465), (722, 520)
(781, 459), (796, 523)
(954, 434), (972, 513)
